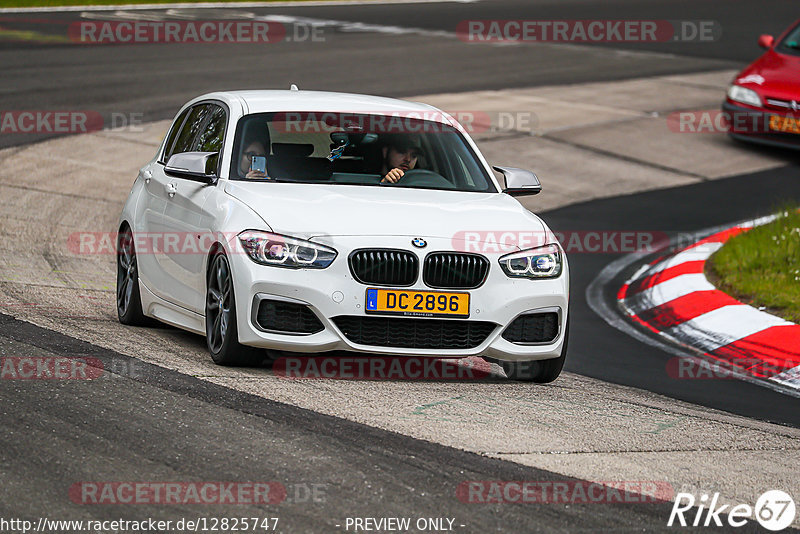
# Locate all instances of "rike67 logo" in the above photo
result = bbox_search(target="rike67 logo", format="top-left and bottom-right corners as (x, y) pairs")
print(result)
(668, 490), (796, 531)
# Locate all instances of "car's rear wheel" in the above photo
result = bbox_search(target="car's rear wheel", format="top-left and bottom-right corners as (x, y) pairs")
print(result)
(116, 227), (150, 326)
(502, 313), (569, 383)
(206, 251), (263, 366)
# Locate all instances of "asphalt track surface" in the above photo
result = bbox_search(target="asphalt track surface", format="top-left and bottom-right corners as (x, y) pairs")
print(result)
(0, 314), (723, 533)
(2, 0), (800, 531)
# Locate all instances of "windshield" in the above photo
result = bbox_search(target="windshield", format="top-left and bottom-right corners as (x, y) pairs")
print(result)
(229, 112), (497, 193)
(778, 22), (800, 55)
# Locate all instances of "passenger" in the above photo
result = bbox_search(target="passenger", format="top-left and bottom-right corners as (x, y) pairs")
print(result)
(238, 124), (270, 179)
(379, 135), (421, 183)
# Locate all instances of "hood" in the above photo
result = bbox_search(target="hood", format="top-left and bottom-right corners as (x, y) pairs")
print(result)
(224, 181), (547, 245)
(735, 50), (800, 101)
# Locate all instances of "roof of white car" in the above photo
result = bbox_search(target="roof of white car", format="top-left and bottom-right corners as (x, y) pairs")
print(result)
(195, 89), (449, 121)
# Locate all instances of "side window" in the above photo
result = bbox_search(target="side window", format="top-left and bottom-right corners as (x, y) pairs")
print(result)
(161, 107), (191, 162)
(195, 106), (226, 153)
(170, 104), (210, 156)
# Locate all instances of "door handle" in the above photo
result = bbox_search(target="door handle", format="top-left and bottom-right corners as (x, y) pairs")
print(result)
(166, 182), (177, 197)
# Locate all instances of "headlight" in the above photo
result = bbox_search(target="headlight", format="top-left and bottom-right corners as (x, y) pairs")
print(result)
(727, 85), (762, 107)
(238, 231), (337, 269)
(499, 244), (562, 279)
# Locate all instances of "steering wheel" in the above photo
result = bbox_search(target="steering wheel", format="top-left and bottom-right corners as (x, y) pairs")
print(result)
(390, 169), (455, 189)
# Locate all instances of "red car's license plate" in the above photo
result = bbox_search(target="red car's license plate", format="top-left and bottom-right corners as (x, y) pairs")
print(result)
(769, 115), (800, 134)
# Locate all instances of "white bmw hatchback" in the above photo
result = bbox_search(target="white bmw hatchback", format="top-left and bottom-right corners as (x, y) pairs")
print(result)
(117, 89), (570, 382)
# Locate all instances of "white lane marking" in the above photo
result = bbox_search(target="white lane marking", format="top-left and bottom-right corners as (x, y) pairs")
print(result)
(647, 242), (722, 276)
(664, 305), (792, 353)
(740, 213), (778, 228)
(258, 13), (455, 39)
(625, 273), (714, 315)
(79, 8), (258, 20)
(79, 10), (183, 21)
(0, 0), (477, 14)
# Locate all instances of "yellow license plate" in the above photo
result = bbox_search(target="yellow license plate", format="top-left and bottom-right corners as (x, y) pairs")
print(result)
(365, 288), (470, 318)
(769, 115), (800, 134)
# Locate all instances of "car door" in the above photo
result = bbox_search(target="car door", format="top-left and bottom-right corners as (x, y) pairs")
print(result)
(136, 106), (192, 299)
(159, 103), (227, 313)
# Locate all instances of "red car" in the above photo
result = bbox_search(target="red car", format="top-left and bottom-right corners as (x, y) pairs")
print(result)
(723, 19), (800, 148)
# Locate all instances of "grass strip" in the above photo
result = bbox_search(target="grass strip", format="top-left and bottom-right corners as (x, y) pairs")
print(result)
(707, 207), (800, 323)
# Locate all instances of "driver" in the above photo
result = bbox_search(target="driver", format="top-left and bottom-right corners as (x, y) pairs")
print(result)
(379, 135), (421, 183)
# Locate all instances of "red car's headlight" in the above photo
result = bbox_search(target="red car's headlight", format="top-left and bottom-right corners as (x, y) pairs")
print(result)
(727, 85), (762, 107)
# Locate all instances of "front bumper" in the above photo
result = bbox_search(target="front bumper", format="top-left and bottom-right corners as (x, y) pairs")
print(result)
(230, 235), (569, 362)
(722, 101), (800, 150)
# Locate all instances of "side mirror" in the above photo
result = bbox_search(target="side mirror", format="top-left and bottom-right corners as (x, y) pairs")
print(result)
(758, 34), (774, 49)
(493, 166), (542, 197)
(164, 152), (219, 184)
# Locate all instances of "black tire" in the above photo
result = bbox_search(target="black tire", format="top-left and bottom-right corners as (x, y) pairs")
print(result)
(502, 313), (570, 383)
(205, 251), (264, 366)
(116, 227), (151, 326)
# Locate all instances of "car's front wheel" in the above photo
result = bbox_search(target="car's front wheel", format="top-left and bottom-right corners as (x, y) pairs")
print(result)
(206, 251), (264, 366)
(501, 313), (569, 383)
(116, 227), (151, 326)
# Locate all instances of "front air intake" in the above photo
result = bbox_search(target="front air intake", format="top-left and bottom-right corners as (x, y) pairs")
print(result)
(349, 249), (419, 286)
(423, 252), (489, 289)
(501, 312), (559, 344)
(255, 299), (324, 335)
(332, 316), (496, 349)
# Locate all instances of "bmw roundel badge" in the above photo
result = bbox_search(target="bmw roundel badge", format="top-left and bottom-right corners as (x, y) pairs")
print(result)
(412, 238), (427, 248)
